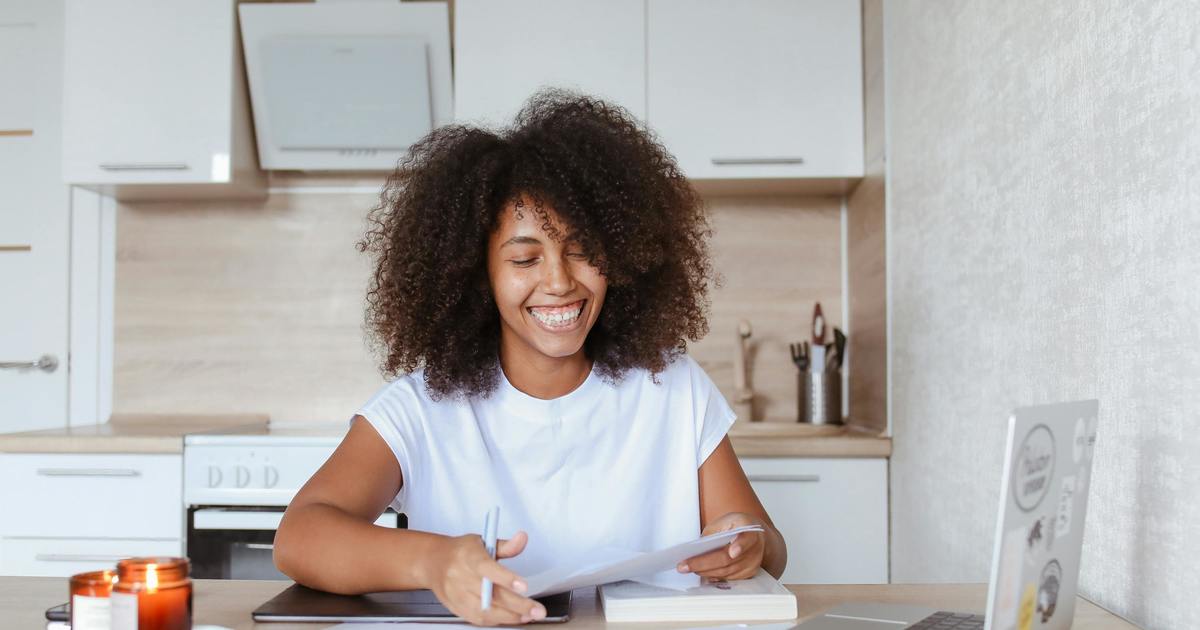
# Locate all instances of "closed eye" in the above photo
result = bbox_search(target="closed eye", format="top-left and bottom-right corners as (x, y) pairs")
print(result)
(511, 258), (538, 267)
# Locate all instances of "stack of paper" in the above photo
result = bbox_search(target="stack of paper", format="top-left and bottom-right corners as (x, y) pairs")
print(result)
(599, 568), (798, 623)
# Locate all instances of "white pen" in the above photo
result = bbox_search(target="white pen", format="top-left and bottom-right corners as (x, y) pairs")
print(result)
(480, 506), (500, 611)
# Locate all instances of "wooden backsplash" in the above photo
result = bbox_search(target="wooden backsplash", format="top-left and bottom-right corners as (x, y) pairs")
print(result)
(114, 182), (842, 423)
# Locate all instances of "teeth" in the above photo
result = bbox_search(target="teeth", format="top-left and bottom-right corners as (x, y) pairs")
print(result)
(530, 302), (583, 326)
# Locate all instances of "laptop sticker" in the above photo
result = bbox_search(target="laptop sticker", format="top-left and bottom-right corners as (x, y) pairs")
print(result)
(1054, 476), (1076, 539)
(1018, 582), (1036, 630)
(993, 525), (1028, 630)
(1037, 559), (1063, 623)
(1013, 424), (1056, 512)
(1025, 517), (1044, 550)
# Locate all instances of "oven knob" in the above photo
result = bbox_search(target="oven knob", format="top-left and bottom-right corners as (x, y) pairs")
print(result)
(235, 465), (251, 488)
(207, 466), (223, 488)
(264, 465), (279, 489)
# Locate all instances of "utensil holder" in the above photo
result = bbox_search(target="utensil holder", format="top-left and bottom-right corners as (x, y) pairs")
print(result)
(798, 370), (842, 425)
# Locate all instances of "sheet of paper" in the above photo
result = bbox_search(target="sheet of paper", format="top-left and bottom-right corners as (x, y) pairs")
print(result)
(524, 525), (764, 597)
(327, 625), (500, 630)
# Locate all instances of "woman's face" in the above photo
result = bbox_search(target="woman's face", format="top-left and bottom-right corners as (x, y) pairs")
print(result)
(486, 198), (607, 363)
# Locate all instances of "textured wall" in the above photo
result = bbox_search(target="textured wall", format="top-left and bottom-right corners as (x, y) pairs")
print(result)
(885, 2), (1200, 628)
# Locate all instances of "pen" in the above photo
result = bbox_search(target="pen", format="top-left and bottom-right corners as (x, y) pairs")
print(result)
(480, 506), (500, 611)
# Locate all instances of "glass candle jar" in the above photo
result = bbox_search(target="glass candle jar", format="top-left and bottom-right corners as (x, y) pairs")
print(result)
(69, 569), (117, 630)
(111, 557), (192, 630)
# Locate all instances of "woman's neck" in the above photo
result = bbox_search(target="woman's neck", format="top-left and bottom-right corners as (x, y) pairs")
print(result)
(498, 344), (592, 400)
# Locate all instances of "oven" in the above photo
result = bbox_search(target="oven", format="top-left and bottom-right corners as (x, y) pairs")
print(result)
(183, 431), (406, 580)
(186, 506), (401, 580)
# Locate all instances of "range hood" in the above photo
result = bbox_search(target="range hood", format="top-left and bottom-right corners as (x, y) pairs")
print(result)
(238, 2), (452, 171)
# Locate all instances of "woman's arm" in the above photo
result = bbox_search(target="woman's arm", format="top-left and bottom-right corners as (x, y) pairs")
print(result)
(273, 417), (442, 593)
(692, 436), (788, 579)
(274, 417), (547, 625)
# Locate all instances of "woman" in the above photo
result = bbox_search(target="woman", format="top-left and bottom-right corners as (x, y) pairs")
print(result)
(273, 90), (786, 626)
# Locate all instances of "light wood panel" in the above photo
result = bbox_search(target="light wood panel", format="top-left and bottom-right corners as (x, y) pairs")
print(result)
(845, 0), (888, 434)
(113, 182), (842, 424)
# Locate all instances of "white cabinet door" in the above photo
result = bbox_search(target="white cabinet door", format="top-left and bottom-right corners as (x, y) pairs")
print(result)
(1, 537), (182, 577)
(454, 0), (646, 127)
(647, 0), (863, 180)
(61, 0), (262, 198)
(0, 0), (70, 434)
(741, 457), (886, 584)
(0, 454), (183, 540)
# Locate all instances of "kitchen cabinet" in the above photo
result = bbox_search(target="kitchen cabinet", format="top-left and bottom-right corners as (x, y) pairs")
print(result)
(0, 453), (183, 577)
(741, 457), (887, 584)
(646, 0), (863, 188)
(452, 0), (862, 194)
(61, 0), (264, 200)
(453, 0), (646, 126)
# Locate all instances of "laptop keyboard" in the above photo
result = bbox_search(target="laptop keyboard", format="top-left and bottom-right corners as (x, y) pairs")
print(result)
(908, 611), (986, 630)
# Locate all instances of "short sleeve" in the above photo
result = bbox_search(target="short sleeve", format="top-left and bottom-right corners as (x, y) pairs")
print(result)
(686, 356), (738, 466)
(354, 377), (425, 513)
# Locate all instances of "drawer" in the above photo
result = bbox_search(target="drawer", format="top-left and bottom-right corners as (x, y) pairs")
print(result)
(0, 453), (183, 539)
(0, 536), (182, 577)
(740, 457), (888, 584)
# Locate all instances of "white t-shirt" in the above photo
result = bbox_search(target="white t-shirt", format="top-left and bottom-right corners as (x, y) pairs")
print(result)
(355, 354), (737, 577)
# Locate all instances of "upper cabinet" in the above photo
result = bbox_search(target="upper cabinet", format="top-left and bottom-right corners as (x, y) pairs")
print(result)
(647, 0), (863, 187)
(453, 0), (863, 193)
(454, 0), (646, 127)
(61, 0), (264, 201)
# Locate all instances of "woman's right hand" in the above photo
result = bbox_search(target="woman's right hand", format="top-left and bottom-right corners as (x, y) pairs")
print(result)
(423, 529), (548, 626)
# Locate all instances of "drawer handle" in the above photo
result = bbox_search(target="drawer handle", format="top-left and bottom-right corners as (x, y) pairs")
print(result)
(244, 543), (274, 551)
(35, 553), (130, 563)
(711, 157), (806, 166)
(98, 162), (190, 171)
(747, 474), (821, 483)
(36, 468), (142, 478)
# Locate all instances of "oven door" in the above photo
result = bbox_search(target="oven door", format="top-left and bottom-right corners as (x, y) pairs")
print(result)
(187, 507), (402, 579)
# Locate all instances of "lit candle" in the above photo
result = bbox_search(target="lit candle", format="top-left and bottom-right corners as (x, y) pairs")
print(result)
(110, 557), (192, 630)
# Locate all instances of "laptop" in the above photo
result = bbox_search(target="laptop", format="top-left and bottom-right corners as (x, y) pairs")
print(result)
(797, 400), (1099, 630)
(252, 584), (572, 623)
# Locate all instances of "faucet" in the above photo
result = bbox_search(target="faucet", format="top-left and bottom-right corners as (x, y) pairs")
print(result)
(732, 319), (755, 422)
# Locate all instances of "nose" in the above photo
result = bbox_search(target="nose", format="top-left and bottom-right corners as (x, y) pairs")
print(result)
(540, 254), (576, 296)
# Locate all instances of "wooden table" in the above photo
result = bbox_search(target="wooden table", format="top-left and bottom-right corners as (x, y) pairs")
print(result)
(2, 578), (1137, 629)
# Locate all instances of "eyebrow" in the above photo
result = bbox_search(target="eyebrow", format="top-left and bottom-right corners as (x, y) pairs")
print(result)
(500, 235), (542, 248)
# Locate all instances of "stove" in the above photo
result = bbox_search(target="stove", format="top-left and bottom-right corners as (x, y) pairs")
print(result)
(182, 424), (401, 579)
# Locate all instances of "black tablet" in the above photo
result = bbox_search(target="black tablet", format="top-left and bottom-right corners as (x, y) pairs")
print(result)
(252, 584), (571, 623)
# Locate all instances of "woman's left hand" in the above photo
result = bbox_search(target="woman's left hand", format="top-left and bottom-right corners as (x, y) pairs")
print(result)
(676, 512), (766, 581)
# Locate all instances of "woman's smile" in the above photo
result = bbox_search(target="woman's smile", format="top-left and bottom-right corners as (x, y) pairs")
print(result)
(526, 299), (587, 332)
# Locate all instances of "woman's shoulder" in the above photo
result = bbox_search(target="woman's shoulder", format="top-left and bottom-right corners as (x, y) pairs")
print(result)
(357, 369), (439, 420)
(623, 352), (715, 393)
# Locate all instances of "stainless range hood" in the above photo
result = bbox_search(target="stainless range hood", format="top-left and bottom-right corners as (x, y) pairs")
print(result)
(238, 2), (452, 171)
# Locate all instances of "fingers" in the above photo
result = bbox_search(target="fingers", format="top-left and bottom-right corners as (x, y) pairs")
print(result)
(679, 533), (763, 576)
(464, 579), (546, 625)
(496, 530), (528, 559)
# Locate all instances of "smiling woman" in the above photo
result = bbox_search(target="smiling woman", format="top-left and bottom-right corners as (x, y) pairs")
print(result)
(272, 89), (787, 627)
(358, 88), (714, 399)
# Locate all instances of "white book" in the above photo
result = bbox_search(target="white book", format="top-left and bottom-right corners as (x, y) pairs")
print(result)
(599, 568), (798, 623)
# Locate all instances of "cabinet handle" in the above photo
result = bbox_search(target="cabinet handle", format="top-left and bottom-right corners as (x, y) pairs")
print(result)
(36, 468), (142, 478)
(99, 162), (190, 171)
(0, 354), (58, 372)
(711, 157), (805, 166)
(746, 474), (821, 483)
(35, 554), (131, 563)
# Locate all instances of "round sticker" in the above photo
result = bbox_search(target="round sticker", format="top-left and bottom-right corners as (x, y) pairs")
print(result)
(1012, 424), (1056, 512)
(1037, 560), (1063, 623)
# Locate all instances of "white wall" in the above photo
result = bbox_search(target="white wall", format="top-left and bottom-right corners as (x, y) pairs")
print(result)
(885, 2), (1200, 628)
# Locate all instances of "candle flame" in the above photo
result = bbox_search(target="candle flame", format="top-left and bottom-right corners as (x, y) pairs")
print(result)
(146, 563), (158, 593)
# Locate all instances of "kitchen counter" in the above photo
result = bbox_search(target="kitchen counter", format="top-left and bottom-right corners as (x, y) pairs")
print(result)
(3, 577), (1136, 629)
(0, 414), (269, 454)
(728, 421), (891, 457)
(0, 416), (889, 458)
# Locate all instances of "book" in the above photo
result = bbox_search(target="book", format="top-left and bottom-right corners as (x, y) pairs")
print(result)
(599, 568), (798, 623)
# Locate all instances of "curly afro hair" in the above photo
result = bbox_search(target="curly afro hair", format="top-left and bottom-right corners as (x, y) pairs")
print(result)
(359, 89), (716, 399)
